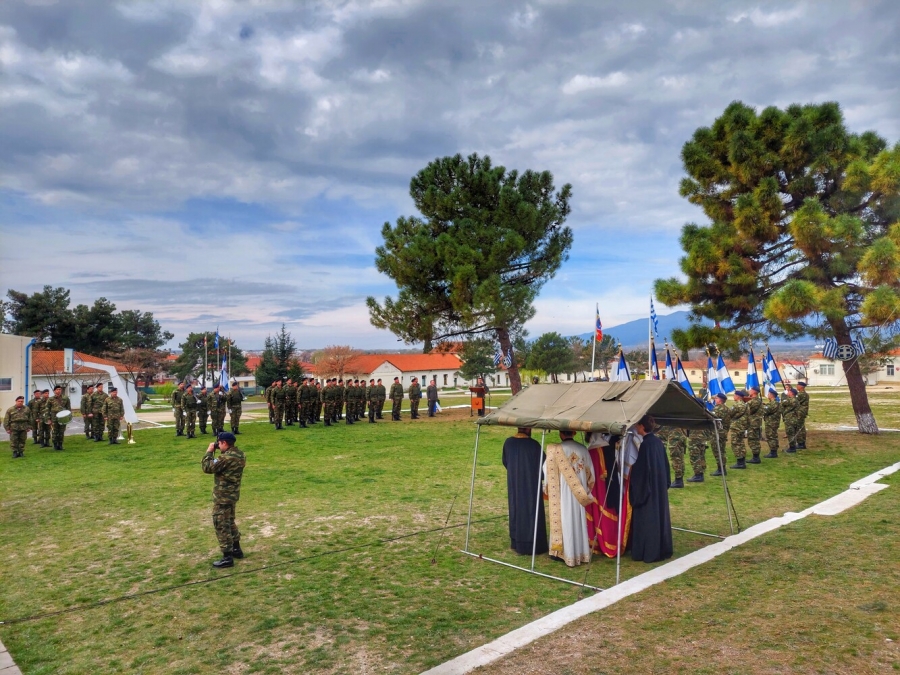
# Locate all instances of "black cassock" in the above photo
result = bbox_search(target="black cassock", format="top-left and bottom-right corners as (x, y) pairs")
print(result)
(502, 435), (548, 555)
(629, 432), (673, 563)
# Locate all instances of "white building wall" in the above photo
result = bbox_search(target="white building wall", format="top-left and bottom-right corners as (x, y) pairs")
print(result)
(0, 334), (33, 411)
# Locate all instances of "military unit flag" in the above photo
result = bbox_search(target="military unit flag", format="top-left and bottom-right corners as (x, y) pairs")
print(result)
(675, 355), (694, 396)
(649, 341), (660, 380)
(614, 350), (632, 381)
(745, 347), (760, 391)
(763, 348), (783, 387)
(664, 348), (676, 381)
(716, 354), (736, 393)
(220, 356), (229, 391)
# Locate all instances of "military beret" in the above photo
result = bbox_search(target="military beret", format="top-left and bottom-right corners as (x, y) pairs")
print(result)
(217, 431), (236, 443)
(715, 393), (727, 402)
(16, 395), (24, 401)
(749, 386), (760, 393)
(797, 381), (807, 387)
(42, 389), (50, 393)
(54, 385), (62, 389)
(201, 386), (207, 390)
(735, 389), (747, 397)
(110, 387), (117, 392)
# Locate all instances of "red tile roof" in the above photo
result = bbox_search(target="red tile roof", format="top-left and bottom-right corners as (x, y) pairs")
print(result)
(314, 353), (463, 376)
(31, 350), (128, 376)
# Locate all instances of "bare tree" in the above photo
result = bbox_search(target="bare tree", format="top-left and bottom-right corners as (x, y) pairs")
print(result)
(315, 345), (361, 379)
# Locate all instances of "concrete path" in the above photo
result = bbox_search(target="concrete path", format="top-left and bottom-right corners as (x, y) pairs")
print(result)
(0, 637), (22, 675)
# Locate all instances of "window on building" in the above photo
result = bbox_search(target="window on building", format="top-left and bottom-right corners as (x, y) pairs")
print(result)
(734, 371), (739, 377)
(820, 363), (835, 376)
(566, 373), (571, 381)
(888, 363), (895, 376)
(453, 376), (458, 386)
(691, 370), (696, 376)
(0, 378), (11, 391)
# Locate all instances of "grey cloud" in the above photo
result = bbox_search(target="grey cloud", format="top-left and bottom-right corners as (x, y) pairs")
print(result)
(71, 278), (299, 305)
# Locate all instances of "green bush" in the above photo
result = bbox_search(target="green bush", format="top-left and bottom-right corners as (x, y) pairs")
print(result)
(154, 382), (175, 399)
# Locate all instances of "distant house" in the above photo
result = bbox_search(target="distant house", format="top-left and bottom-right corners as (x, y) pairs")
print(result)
(30, 350), (137, 409)
(807, 349), (900, 386)
(313, 353), (499, 389)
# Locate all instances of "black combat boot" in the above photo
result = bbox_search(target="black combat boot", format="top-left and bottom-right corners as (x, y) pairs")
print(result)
(748, 454), (761, 464)
(324, 418), (331, 427)
(798, 443), (807, 450)
(212, 551), (234, 568)
(786, 444), (797, 453)
(730, 457), (747, 469)
(670, 477), (684, 488)
(763, 450), (778, 458)
(687, 473), (704, 483)
(346, 416), (352, 424)
(231, 541), (244, 559)
(299, 420), (307, 428)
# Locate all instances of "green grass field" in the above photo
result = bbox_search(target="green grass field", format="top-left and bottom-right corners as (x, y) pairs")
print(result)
(1, 392), (898, 673)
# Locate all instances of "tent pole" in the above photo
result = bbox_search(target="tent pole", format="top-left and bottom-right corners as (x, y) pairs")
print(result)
(616, 435), (625, 585)
(714, 425), (736, 535)
(530, 429), (547, 571)
(464, 425), (482, 553)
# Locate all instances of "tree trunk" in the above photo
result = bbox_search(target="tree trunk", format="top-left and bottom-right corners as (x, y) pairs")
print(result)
(496, 326), (522, 394)
(831, 317), (878, 434)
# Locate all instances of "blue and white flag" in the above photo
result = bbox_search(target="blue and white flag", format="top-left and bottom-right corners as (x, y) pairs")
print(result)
(492, 347), (503, 367)
(214, 329), (220, 350)
(649, 341), (660, 380)
(615, 350), (632, 381)
(852, 337), (866, 356)
(503, 349), (513, 369)
(706, 355), (722, 410)
(664, 348), (676, 381)
(219, 356), (229, 391)
(764, 348), (783, 386)
(716, 354), (736, 393)
(746, 347), (760, 391)
(822, 337), (838, 360)
(650, 298), (659, 338)
(675, 356), (695, 396)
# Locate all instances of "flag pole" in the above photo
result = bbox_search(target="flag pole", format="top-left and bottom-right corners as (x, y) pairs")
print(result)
(204, 333), (208, 388)
(648, 296), (652, 379)
(591, 304), (598, 378)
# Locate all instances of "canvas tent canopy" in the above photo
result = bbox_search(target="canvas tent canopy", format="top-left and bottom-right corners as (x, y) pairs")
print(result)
(475, 379), (715, 433)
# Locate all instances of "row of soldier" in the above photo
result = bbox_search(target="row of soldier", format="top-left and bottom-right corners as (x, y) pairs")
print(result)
(78, 383), (126, 444)
(170, 382), (244, 438)
(658, 382), (810, 487)
(263, 376), (432, 428)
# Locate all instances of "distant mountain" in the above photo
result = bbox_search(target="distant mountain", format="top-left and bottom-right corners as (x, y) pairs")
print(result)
(575, 310), (815, 348)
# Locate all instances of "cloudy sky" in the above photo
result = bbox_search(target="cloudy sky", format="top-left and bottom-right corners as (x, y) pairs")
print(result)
(1, 0), (897, 350)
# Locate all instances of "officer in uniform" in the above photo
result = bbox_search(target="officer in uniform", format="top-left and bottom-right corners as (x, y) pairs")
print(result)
(375, 378), (386, 419)
(202, 432), (246, 569)
(91, 383), (108, 442)
(103, 387), (126, 443)
(216, 385), (228, 434)
(711, 393), (730, 476)
(171, 382), (186, 436)
(39, 389), (53, 447)
(207, 384), (222, 436)
(264, 382), (275, 424)
(81, 384), (94, 439)
(48, 385), (71, 450)
(4, 395), (33, 458)
(197, 386), (209, 434)
(729, 390), (749, 469)
(390, 377), (404, 421)
(272, 379), (285, 429)
(746, 386), (764, 464)
(686, 426), (708, 483)
(659, 426), (688, 488)
(795, 382), (810, 449)
(762, 387), (781, 458)
(344, 380), (354, 425)
(183, 385), (198, 438)
(367, 379), (377, 423)
(337, 379), (347, 421)
(408, 377), (422, 419)
(298, 377), (310, 427)
(284, 379), (297, 426)
(28, 389), (42, 444)
(226, 382), (244, 434)
(781, 387), (800, 452)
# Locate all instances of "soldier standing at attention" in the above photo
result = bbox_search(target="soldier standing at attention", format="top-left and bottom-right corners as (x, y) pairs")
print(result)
(202, 432), (246, 569)
(81, 384), (94, 439)
(746, 386), (764, 464)
(408, 377), (422, 419)
(40, 389), (54, 447)
(4, 395), (33, 458)
(355, 379), (365, 421)
(48, 385), (71, 451)
(781, 387), (800, 452)
(795, 381), (810, 450)
(337, 379), (347, 421)
(103, 387), (125, 444)
(197, 386), (209, 434)
(729, 390), (749, 469)
(659, 426), (687, 488)
(284, 379), (297, 426)
(216, 385), (228, 434)
(183, 385), (198, 438)
(264, 382), (274, 424)
(172, 382), (186, 437)
(92, 383), (109, 442)
(226, 382), (244, 434)
(686, 426), (708, 483)
(390, 377), (404, 421)
(367, 379), (377, 423)
(762, 388), (782, 458)
(207, 384), (221, 436)
(298, 377), (310, 428)
(711, 393), (730, 476)
(343, 380), (354, 425)
(427, 379), (438, 417)
(272, 379), (286, 430)
(28, 389), (42, 444)
(376, 378), (386, 419)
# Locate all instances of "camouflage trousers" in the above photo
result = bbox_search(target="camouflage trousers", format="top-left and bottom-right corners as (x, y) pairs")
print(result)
(185, 411), (196, 436)
(212, 501), (240, 552)
(217, 410), (227, 432)
(41, 421), (52, 446)
(273, 404), (284, 427)
(32, 421), (41, 443)
(730, 428), (747, 460)
(230, 408), (241, 432)
(108, 418), (121, 441)
(174, 407), (184, 433)
(9, 429), (27, 456)
(357, 399), (366, 418)
(198, 411), (208, 433)
(765, 420), (780, 453)
(377, 399), (386, 419)
(392, 398), (403, 420)
(667, 438), (687, 479)
(748, 423), (762, 456)
(52, 421), (66, 449)
(410, 399), (421, 419)
(84, 415), (93, 438)
(783, 416), (799, 447)
(796, 416), (808, 446)
(688, 437), (708, 474)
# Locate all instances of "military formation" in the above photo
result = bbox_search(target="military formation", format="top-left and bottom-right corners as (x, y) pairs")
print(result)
(659, 382), (810, 488)
(170, 381), (241, 438)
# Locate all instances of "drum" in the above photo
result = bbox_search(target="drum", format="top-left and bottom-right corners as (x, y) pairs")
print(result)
(56, 410), (73, 425)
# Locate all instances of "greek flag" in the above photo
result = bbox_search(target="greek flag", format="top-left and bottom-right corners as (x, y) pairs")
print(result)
(503, 349), (513, 368)
(219, 356), (229, 391)
(675, 356), (694, 396)
(493, 347), (503, 367)
(716, 354), (736, 393)
(214, 329), (220, 350)
(650, 341), (660, 380)
(706, 355), (722, 409)
(823, 337), (838, 360)
(650, 298), (659, 338)
(746, 347), (760, 391)
(614, 350), (632, 381)
(664, 348), (676, 381)
(764, 348), (783, 385)
(852, 337), (866, 356)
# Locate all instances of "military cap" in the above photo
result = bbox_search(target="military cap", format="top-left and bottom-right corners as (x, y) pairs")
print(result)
(377, 378), (382, 382)
(734, 389), (747, 397)
(749, 386), (760, 393)
(715, 393), (727, 402)
(110, 387), (118, 392)
(15, 395), (24, 401)
(42, 389), (50, 393)
(393, 377), (399, 381)
(201, 386), (207, 391)
(797, 381), (807, 387)
(54, 385), (62, 390)
(217, 431), (236, 443)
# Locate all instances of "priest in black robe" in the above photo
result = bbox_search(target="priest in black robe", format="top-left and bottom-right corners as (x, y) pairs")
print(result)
(629, 415), (673, 563)
(502, 428), (548, 555)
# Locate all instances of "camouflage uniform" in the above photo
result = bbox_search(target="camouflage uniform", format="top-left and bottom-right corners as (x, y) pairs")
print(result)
(781, 395), (799, 450)
(171, 386), (185, 436)
(272, 384), (286, 429)
(91, 388), (108, 441)
(687, 428), (709, 476)
(103, 394), (125, 443)
(28, 394), (42, 444)
(183, 389), (198, 438)
(216, 389), (228, 433)
(284, 381), (297, 425)
(299, 380), (311, 426)
(659, 426), (687, 480)
(48, 392), (71, 450)
(226, 387), (244, 433)
(80, 388), (94, 439)
(729, 398), (748, 463)
(376, 380), (386, 419)
(197, 390), (209, 434)
(390, 381), (404, 421)
(408, 380), (422, 419)
(207, 389), (222, 436)
(316, 382), (324, 422)
(264, 385), (274, 423)
(4, 402), (33, 457)
(202, 444), (246, 556)
(746, 394), (763, 459)
(795, 388), (810, 448)
(339, 381), (348, 421)
(40, 393), (54, 447)
(763, 396), (781, 456)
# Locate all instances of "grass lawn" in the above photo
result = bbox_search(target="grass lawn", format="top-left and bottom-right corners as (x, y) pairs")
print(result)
(1, 393), (898, 674)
